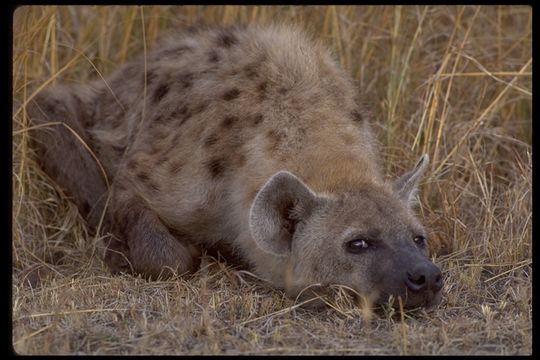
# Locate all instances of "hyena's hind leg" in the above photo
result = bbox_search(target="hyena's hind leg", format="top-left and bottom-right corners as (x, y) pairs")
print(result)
(26, 85), (109, 232)
(105, 179), (201, 278)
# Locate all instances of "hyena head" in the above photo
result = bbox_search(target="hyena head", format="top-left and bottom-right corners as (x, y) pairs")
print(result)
(250, 155), (443, 309)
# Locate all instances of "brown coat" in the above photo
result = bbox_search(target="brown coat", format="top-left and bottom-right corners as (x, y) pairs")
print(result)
(27, 24), (442, 308)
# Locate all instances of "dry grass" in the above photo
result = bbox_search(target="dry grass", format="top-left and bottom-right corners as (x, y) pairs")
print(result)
(12, 5), (532, 355)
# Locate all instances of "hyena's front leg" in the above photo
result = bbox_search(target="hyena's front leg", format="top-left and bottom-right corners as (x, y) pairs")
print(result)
(105, 180), (201, 279)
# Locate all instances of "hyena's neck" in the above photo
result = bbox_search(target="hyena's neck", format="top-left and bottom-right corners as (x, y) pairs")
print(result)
(279, 133), (385, 194)
(291, 155), (384, 194)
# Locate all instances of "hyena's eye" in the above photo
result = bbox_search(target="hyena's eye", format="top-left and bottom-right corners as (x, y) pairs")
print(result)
(413, 235), (426, 247)
(346, 239), (369, 254)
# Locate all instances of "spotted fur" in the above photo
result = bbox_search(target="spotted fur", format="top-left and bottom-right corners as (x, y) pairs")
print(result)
(27, 24), (442, 308)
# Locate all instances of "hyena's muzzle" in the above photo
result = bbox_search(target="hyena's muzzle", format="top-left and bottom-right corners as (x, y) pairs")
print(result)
(402, 258), (443, 308)
(378, 251), (444, 309)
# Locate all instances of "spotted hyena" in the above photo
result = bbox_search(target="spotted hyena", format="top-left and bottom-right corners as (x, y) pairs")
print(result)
(27, 24), (443, 308)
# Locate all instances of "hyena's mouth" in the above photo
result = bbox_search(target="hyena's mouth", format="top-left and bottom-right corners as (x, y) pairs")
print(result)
(406, 289), (443, 309)
(377, 288), (443, 309)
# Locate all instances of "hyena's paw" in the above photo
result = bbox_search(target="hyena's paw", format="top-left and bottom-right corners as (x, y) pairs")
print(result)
(132, 236), (201, 279)
(110, 185), (201, 280)
(103, 235), (133, 275)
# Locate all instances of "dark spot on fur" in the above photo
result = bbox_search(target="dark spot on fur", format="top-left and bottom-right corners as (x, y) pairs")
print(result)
(206, 157), (226, 178)
(266, 129), (283, 152)
(81, 116), (93, 127)
(217, 30), (238, 48)
(152, 83), (169, 103)
(267, 129), (280, 140)
(252, 113), (264, 126)
(178, 73), (194, 89)
(351, 110), (363, 123)
(208, 50), (220, 63)
(204, 133), (219, 147)
(153, 114), (164, 124)
(257, 82), (268, 100)
(148, 181), (160, 192)
(137, 171), (150, 183)
(169, 159), (184, 174)
(82, 201), (91, 216)
(177, 115), (191, 127)
(221, 115), (238, 129)
(244, 63), (258, 79)
(258, 82), (267, 92)
(278, 87), (289, 95)
(47, 98), (67, 116)
(43, 101), (56, 116)
(137, 171), (160, 192)
(223, 88), (240, 101)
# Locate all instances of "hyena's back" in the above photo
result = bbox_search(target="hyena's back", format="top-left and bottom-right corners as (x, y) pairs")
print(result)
(95, 24), (376, 181)
(28, 24), (381, 276)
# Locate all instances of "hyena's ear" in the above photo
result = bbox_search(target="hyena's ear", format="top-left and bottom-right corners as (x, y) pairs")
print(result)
(393, 154), (429, 206)
(250, 171), (320, 257)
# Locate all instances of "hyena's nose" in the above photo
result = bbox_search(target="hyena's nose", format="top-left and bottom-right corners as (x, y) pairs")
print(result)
(405, 262), (443, 293)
